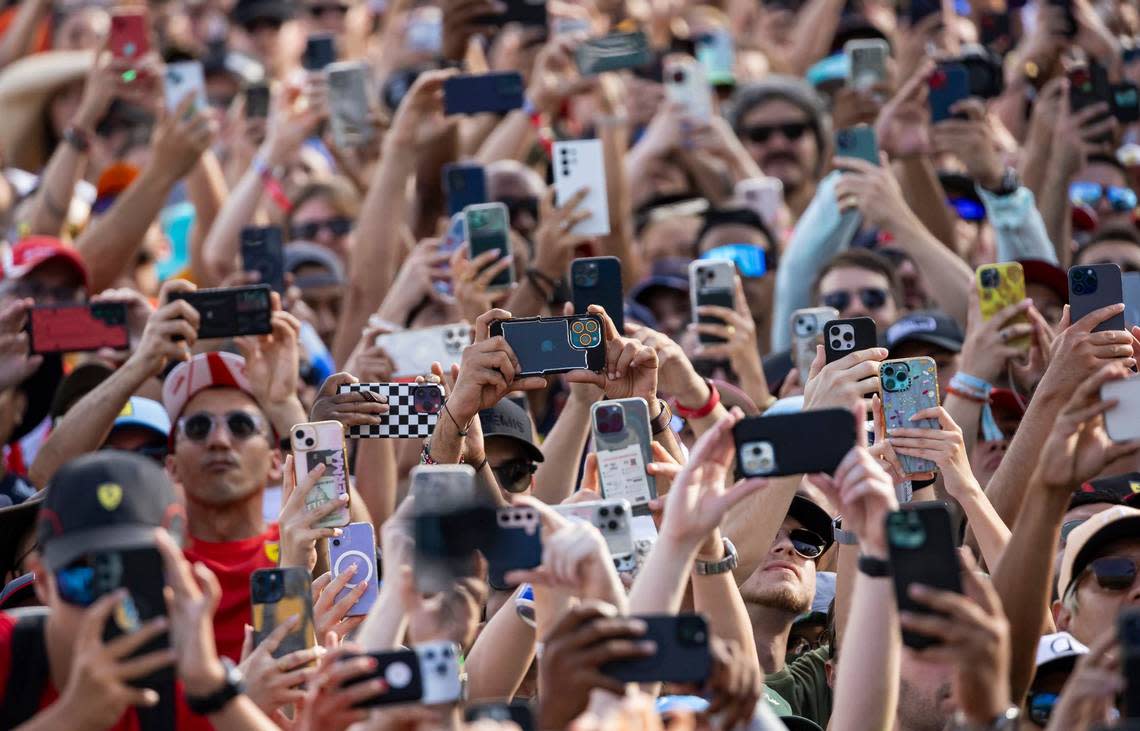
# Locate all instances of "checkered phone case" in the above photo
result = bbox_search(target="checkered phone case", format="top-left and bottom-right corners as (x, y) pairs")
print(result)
(337, 383), (444, 439)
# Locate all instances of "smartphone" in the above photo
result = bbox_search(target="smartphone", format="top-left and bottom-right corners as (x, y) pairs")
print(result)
(251, 567), (316, 657)
(880, 357), (940, 474)
(1069, 64), (1111, 142)
(553, 499), (636, 571)
(443, 162), (488, 217)
(163, 60), (207, 113)
(576, 31), (652, 76)
(28, 303), (129, 354)
(342, 642), (464, 706)
(91, 548), (172, 692)
(490, 0), (547, 27)
(328, 61), (375, 148)
(733, 409), (856, 477)
(1112, 81), (1140, 124)
(335, 382), (444, 438)
(484, 506), (542, 590)
(976, 262), (1029, 350)
(109, 8), (149, 62)
(552, 139), (611, 236)
(663, 56), (712, 121)
(1101, 374), (1140, 442)
(735, 176), (783, 231)
(244, 82), (270, 119)
(694, 29), (734, 87)
(169, 285), (273, 339)
(688, 260), (735, 345)
(1124, 272), (1140, 329)
(1120, 608), (1140, 720)
(375, 323), (472, 378)
(834, 125), (879, 164)
(328, 522), (380, 616)
(791, 307), (839, 377)
(592, 398), (657, 510)
(823, 316), (878, 364)
(571, 256), (624, 333)
(600, 614), (711, 684)
(466, 701), (536, 731)
(885, 504), (962, 649)
(906, 0), (941, 25)
(464, 202), (514, 289)
(240, 225), (285, 294)
(1069, 263), (1126, 332)
(845, 39), (888, 89)
(303, 33), (337, 71)
(290, 421), (351, 528)
(411, 465), (493, 593)
(489, 314), (607, 376)
(929, 63), (970, 123)
(443, 72), (525, 115)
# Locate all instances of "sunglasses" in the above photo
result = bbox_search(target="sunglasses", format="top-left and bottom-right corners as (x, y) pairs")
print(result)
(307, 3), (349, 17)
(1069, 182), (1139, 212)
(491, 460), (537, 494)
(742, 122), (810, 144)
(1027, 691), (1058, 726)
(948, 196), (986, 222)
(243, 16), (285, 32)
(55, 561), (98, 606)
(291, 216), (353, 240)
(497, 196), (540, 225)
(701, 243), (769, 278)
(777, 527), (827, 559)
(821, 287), (890, 313)
(1077, 555), (1139, 592)
(178, 411), (267, 443)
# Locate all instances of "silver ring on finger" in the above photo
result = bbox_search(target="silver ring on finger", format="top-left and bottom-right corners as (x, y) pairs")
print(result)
(999, 329), (1009, 342)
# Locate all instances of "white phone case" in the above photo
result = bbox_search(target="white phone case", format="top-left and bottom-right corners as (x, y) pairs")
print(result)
(553, 499), (635, 563)
(1103, 374), (1140, 442)
(1124, 272), (1140, 329)
(164, 60), (207, 112)
(734, 177), (783, 231)
(327, 61), (375, 148)
(414, 642), (463, 704)
(844, 39), (888, 88)
(552, 139), (610, 236)
(664, 56), (712, 121)
(375, 323), (472, 378)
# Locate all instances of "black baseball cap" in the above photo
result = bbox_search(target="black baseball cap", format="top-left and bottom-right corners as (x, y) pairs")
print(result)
(479, 399), (545, 464)
(787, 494), (834, 552)
(885, 310), (964, 354)
(36, 451), (185, 572)
(1073, 472), (1140, 510)
(231, 0), (297, 28)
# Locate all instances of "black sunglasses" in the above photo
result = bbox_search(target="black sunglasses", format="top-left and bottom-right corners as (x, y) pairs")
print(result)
(243, 16), (284, 32)
(742, 122), (810, 144)
(1027, 691), (1058, 726)
(178, 411), (266, 443)
(291, 216), (353, 240)
(491, 460), (537, 493)
(1078, 556), (1139, 592)
(821, 287), (890, 313)
(307, 3), (349, 17)
(788, 528), (827, 559)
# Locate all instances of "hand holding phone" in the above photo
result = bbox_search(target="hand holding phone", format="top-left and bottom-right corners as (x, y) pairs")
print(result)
(886, 504), (963, 649)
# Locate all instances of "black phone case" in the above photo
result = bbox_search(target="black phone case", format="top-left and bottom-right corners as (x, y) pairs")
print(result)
(443, 164), (488, 216)
(482, 0), (547, 27)
(696, 288), (733, 345)
(600, 615), (711, 684)
(240, 226), (285, 293)
(343, 649), (425, 707)
(245, 83), (270, 118)
(95, 548), (173, 693)
(171, 284), (273, 339)
(443, 72), (525, 115)
(1070, 64), (1110, 140)
(907, 0), (940, 24)
(1121, 608), (1140, 719)
(886, 504), (963, 650)
(483, 509), (542, 590)
(1112, 82), (1140, 123)
(1069, 263), (1126, 332)
(823, 317), (878, 364)
(303, 34), (337, 71)
(733, 409), (855, 477)
(490, 315), (606, 376)
(571, 256), (624, 334)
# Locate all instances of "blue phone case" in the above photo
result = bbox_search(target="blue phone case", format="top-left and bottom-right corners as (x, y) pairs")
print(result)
(834, 126), (879, 165)
(930, 64), (970, 122)
(484, 507), (542, 590)
(443, 72), (525, 115)
(443, 163), (487, 216)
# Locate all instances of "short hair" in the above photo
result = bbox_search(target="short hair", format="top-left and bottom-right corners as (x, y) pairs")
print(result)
(811, 248), (904, 306)
(1083, 153), (1130, 181)
(1081, 222), (1140, 252)
(288, 176), (361, 225)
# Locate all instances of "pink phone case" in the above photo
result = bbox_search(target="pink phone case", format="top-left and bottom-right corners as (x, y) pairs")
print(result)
(329, 522), (379, 616)
(291, 421), (351, 528)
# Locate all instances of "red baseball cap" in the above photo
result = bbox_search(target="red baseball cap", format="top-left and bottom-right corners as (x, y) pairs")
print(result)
(4, 236), (89, 291)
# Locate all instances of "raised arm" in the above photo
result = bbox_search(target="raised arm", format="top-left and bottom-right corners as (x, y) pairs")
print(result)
(0, 0), (50, 70)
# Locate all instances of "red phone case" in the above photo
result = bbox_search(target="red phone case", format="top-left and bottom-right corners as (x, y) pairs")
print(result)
(29, 304), (130, 354)
(109, 10), (149, 61)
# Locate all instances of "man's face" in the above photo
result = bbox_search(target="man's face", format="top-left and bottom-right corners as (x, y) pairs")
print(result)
(643, 288), (691, 341)
(739, 517), (817, 614)
(1075, 239), (1140, 274)
(166, 388), (277, 510)
(817, 266), (899, 331)
(897, 651), (954, 731)
(1057, 537), (1140, 645)
(969, 407), (1022, 486)
(485, 437), (535, 500)
(739, 99), (820, 192)
(303, 0), (351, 36)
(1025, 282), (1065, 328)
(5, 259), (86, 305)
(1073, 161), (1134, 227)
(889, 342), (960, 397)
(104, 425), (167, 463)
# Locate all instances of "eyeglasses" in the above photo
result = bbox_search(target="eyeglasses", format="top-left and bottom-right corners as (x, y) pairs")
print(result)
(243, 17), (285, 33)
(1076, 556), (1139, 592)
(55, 563), (97, 606)
(1027, 691), (1059, 725)
(307, 3), (349, 17)
(777, 527), (827, 560)
(497, 196), (540, 226)
(820, 287), (890, 313)
(742, 122), (810, 144)
(491, 460), (537, 494)
(291, 216), (353, 240)
(1069, 181), (1139, 212)
(177, 411), (266, 443)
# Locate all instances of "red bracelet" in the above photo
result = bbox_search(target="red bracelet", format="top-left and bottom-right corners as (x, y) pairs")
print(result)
(945, 386), (986, 403)
(674, 379), (720, 420)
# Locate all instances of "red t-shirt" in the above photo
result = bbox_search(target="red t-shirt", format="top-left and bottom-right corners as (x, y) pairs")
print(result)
(183, 524), (280, 663)
(0, 612), (213, 730)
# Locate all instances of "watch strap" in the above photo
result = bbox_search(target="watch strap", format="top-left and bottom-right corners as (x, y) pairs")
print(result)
(857, 554), (892, 578)
(186, 657), (244, 716)
(649, 399), (673, 435)
(694, 537), (738, 575)
(62, 126), (90, 152)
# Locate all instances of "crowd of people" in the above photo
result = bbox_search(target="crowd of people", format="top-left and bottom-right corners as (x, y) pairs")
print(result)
(0, 0), (1139, 728)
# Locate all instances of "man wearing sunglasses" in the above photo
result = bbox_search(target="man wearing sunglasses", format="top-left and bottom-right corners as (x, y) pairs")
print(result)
(814, 249), (902, 333)
(1070, 154), (1138, 229)
(231, 0), (302, 81)
(478, 399), (544, 500)
(1074, 223), (1140, 276)
(1055, 505), (1140, 646)
(1022, 632), (1088, 729)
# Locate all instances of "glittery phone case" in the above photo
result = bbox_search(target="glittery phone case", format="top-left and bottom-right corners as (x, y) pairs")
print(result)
(976, 263), (1029, 350)
(880, 357), (939, 474)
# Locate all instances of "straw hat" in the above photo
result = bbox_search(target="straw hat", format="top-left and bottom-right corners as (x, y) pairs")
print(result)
(0, 50), (93, 172)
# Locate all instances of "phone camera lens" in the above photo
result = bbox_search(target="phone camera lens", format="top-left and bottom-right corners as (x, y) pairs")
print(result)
(305, 438), (315, 447)
(295, 430), (304, 439)
(613, 504), (623, 515)
(672, 69), (686, 83)
(608, 520), (618, 530)
(332, 539), (340, 546)
(599, 507), (609, 516)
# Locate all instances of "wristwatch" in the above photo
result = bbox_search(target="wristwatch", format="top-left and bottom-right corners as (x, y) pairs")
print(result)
(694, 537), (738, 575)
(62, 125), (90, 153)
(186, 657), (245, 716)
(857, 554), (892, 578)
(983, 167), (1020, 197)
(951, 706), (1020, 730)
(832, 517), (858, 546)
(649, 399), (673, 435)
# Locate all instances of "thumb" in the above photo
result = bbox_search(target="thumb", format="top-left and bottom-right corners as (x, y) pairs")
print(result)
(320, 371), (358, 397)
(239, 624), (254, 662)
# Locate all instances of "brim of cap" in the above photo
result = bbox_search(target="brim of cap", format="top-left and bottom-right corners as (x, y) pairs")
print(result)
(482, 434), (545, 464)
(1066, 514), (1140, 596)
(233, 2), (296, 26)
(0, 492), (43, 564)
(630, 278), (688, 304)
(1019, 259), (1070, 304)
(1037, 654), (1081, 677)
(111, 417), (169, 439)
(781, 716), (824, 731)
(19, 250), (90, 291)
(788, 495), (834, 551)
(889, 333), (962, 354)
(41, 524), (158, 572)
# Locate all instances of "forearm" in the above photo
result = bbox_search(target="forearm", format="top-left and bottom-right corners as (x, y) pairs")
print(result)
(628, 537), (699, 615)
(1038, 164), (1074, 268)
(357, 587), (409, 650)
(830, 572), (899, 731)
(352, 439), (399, 527)
(897, 157), (958, 251)
(726, 475), (800, 582)
(411, 126), (459, 240)
(888, 213), (972, 325)
(475, 111), (536, 165)
(196, 166), (266, 286)
(533, 393), (595, 504)
(427, 402), (468, 465)
(834, 543), (857, 645)
(25, 142), (85, 236)
(979, 186), (1058, 264)
(185, 151), (228, 283)
(624, 142), (669, 209)
(784, 0), (846, 75)
(1017, 123), (1050, 197)
(982, 388), (1063, 526)
(952, 482), (1011, 571)
(207, 695), (283, 730)
(598, 118), (638, 289)
(262, 397), (308, 442)
(0, 0), (50, 69)
(691, 532), (760, 670)
(465, 587), (536, 701)
(943, 395), (982, 470)
(677, 152), (733, 204)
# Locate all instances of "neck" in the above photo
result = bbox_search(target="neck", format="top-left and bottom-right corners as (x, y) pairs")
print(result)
(746, 601), (795, 673)
(187, 492), (266, 542)
(44, 612), (75, 693)
(786, 181), (817, 221)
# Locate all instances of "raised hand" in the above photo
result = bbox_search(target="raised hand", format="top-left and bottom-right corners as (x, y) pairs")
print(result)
(237, 619), (320, 715)
(1037, 303), (1135, 403)
(127, 279), (200, 376)
(450, 244), (513, 324)
(278, 455), (347, 572)
(236, 294), (303, 412)
(312, 569), (368, 643)
(151, 94), (215, 182)
(0, 298), (43, 390)
(875, 60), (932, 158)
(802, 346), (888, 413)
(530, 187), (592, 281)
(888, 405), (978, 500)
(958, 285), (1035, 383)
(309, 372), (389, 431)
(834, 153), (913, 230)
(566, 305), (659, 404)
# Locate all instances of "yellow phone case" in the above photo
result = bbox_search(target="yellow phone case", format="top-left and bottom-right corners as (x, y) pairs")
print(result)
(976, 263), (1030, 350)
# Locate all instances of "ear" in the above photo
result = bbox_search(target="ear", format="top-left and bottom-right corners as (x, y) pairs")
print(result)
(824, 658), (836, 689)
(1052, 598), (1071, 631)
(266, 447), (283, 485)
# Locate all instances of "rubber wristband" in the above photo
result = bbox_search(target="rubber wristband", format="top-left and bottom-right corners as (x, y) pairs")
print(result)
(674, 379), (720, 420)
(945, 386), (986, 403)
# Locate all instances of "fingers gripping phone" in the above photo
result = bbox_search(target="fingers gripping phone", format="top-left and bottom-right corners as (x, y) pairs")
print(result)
(251, 567), (316, 658)
(689, 260), (735, 345)
(329, 522), (380, 616)
(880, 357), (940, 474)
(600, 614), (711, 684)
(1069, 263), (1126, 332)
(342, 641), (463, 707)
(336, 382), (445, 439)
(170, 285), (273, 339)
(29, 303), (129, 354)
(411, 464), (494, 593)
(490, 315), (607, 376)
(791, 307), (839, 377)
(823, 316), (878, 364)
(241, 225), (285, 294)
(92, 548), (173, 694)
(885, 504), (962, 650)
(592, 398), (657, 511)
(290, 421), (351, 528)
(976, 262), (1029, 350)
(571, 257), (624, 334)
(328, 61), (375, 149)
(553, 499), (636, 572)
(733, 409), (856, 477)
(375, 324), (472, 378)
(464, 202), (514, 290)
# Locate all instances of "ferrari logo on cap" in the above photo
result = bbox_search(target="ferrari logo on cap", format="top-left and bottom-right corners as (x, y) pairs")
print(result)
(264, 542), (279, 563)
(97, 483), (123, 511)
(1130, 481), (1140, 495)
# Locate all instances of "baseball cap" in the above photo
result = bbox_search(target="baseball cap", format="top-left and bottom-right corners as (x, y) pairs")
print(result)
(113, 397), (172, 439)
(1075, 472), (1140, 508)
(479, 399), (545, 464)
(1019, 259), (1069, 305)
(285, 241), (346, 286)
(162, 351), (254, 421)
(231, 0), (297, 28)
(35, 450), (185, 572)
(885, 310), (964, 353)
(787, 494), (834, 553)
(1058, 505), (1140, 598)
(1035, 632), (1088, 676)
(630, 259), (690, 308)
(3, 235), (89, 291)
